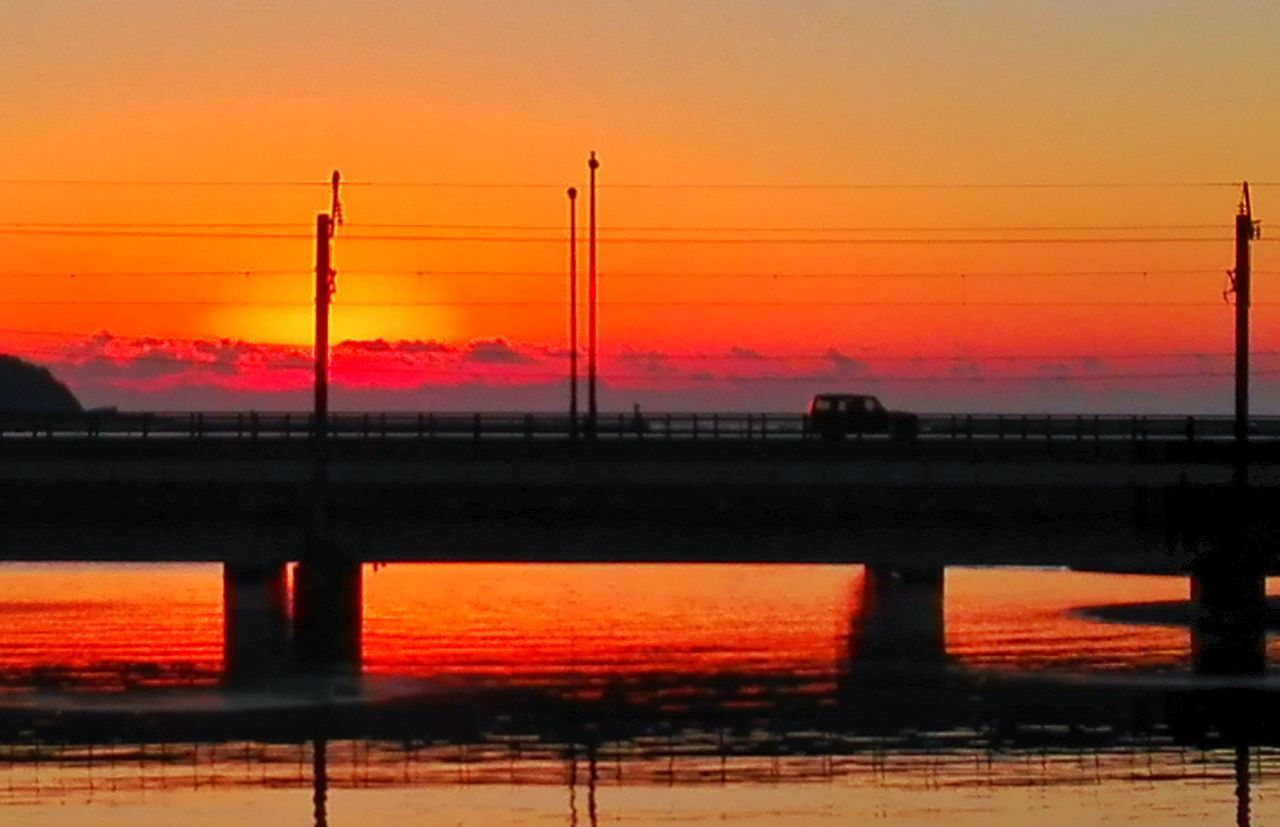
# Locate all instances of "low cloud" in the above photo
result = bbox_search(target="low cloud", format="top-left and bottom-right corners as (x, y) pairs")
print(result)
(461, 337), (531, 365)
(615, 347), (677, 377)
(335, 338), (457, 357)
(822, 348), (867, 374)
(0, 331), (1258, 414)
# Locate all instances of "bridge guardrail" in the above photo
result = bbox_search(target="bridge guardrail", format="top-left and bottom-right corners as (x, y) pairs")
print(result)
(1, 411), (1279, 443)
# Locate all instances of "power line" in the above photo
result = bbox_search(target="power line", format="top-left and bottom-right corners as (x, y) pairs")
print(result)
(0, 220), (1232, 232)
(0, 179), (333, 188)
(0, 299), (1272, 308)
(0, 268), (1250, 280)
(0, 227), (1234, 244)
(0, 228), (312, 240)
(1, 178), (1273, 189)
(608, 349), (1280, 363)
(0, 270), (300, 278)
(596, 182), (1277, 191)
(0, 222), (311, 230)
(0, 326), (308, 348)
(0, 268), (1256, 281)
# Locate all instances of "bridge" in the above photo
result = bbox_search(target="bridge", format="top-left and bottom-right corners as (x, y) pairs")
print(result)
(1, 409), (1274, 564)
(1, 409), (1274, 679)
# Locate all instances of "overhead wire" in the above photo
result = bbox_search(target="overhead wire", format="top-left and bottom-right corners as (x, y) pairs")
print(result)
(0, 268), (1256, 280)
(0, 227), (1236, 243)
(0, 299), (1273, 308)
(0, 220), (1232, 232)
(1, 178), (1275, 189)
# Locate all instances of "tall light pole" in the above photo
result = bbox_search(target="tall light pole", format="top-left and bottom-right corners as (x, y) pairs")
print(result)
(586, 151), (599, 439)
(568, 186), (579, 439)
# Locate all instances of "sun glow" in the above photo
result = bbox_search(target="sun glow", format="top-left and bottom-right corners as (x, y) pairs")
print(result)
(207, 291), (456, 347)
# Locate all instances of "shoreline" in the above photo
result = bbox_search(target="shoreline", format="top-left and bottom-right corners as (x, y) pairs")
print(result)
(1074, 597), (1280, 630)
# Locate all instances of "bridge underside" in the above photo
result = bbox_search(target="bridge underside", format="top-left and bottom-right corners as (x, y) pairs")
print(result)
(0, 479), (1251, 573)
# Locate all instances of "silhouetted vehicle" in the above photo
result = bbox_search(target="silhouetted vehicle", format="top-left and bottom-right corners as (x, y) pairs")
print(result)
(807, 394), (918, 441)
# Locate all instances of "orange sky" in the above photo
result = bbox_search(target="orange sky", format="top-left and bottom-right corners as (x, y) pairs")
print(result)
(1, 2), (1278, 410)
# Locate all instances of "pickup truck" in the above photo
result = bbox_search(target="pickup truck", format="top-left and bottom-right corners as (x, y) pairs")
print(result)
(806, 394), (919, 440)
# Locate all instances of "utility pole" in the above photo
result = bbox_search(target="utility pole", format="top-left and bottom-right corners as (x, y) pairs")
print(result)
(312, 171), (340, 530)
(314, 212), (332, 465)
(586, 151), (599, 439)
(568, 186), (579, 439)
(1193, 181), (1263, 675)
(1234, 182), (1256, 486)
(296, 172), (360, 677)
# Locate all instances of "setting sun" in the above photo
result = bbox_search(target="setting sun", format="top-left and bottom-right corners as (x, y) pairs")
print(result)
(3, 4), (1280, 827)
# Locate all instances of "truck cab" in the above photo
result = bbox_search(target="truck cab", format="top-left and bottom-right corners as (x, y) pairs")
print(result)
(807, 394), (918, 441)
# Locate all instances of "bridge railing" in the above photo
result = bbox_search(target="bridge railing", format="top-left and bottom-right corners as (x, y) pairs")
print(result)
(0, 411), (814, 441)
(921, 413), (1280, 441)
(1, 411), (1279, 442)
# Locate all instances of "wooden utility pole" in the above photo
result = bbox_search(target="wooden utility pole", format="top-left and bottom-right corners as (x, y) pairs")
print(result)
(311, 210), (333, 554)
(296, 174), (361, 677)
(586, 151), (599, 439)
(568, 186), (579, 439)
(1192, 181), (1263, 675)
(1234, 182), (1255, 486)
(314, 212), (332, 451)
(313, 171), (341, 494)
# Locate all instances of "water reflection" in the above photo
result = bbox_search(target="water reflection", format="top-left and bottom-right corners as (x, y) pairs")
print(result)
(566, 744), (598, 827)
(314, 738), (328, 827)
(1237, 741), (1250, 827)
(0, 563), (1257, 692)
(0, 687), (1271, 827)
(0, 564), (1277, 825)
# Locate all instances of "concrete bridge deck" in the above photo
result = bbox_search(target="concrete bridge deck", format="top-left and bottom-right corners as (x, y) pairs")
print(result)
(0, 433), (1271, 571)
(0, 409), (1274, 571)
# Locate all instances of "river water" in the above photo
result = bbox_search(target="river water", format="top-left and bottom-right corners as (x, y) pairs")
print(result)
(0, 563), (1275, 825)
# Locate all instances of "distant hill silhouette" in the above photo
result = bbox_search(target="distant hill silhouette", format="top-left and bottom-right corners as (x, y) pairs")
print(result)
(0, 355), (82, 413)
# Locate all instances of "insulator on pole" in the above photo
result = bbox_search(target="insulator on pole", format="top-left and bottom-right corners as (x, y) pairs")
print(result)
(330, 170), (343, 231)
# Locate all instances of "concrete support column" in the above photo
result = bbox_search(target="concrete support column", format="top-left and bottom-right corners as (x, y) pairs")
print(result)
(850, 564), (946, 665)
(223, 561), (290, 684)
(1191, 551), (1266, 675)
(293, 555), (362, 675)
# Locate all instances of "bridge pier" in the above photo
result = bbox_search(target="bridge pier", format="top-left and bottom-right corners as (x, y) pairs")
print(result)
(292, 553), (362, 675)
(222, 562), (291, 684)
(849, 564), (946, 666)
(1191, 548), (1266, 675)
